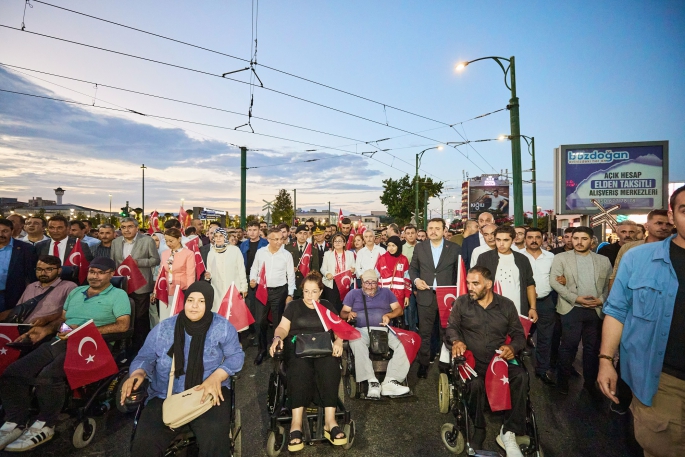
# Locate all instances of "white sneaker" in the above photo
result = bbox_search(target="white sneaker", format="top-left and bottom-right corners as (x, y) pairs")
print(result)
(0, 423), (23, 451)
(5, 420), (54, 452)
(367, 381), (381, 399)
(381, 379), (410, 397)
(499, 426), (524, 457)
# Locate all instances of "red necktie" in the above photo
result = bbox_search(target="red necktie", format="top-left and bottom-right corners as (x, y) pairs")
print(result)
(53, 240), (59, 257)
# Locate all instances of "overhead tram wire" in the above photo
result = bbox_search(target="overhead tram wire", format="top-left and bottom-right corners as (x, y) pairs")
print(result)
(0, 88), (438, 177)
(0, 62), (447, 177)
(30, 0), (493, 129)
(0, 25), (493, 173)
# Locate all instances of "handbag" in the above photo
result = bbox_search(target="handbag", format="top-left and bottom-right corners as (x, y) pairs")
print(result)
(294, 332), (333, 358)
(162, 356), (213, 429)
(3, 286), (55, 324)
(362, 294), (390, 356)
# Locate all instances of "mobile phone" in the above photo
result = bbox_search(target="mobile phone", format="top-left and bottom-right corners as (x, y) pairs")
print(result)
(59, 322), (71, 333)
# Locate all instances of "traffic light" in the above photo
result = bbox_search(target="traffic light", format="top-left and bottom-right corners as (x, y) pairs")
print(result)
(120, 200), (131, 217)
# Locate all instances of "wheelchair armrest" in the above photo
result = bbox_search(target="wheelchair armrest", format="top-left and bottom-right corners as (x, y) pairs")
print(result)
(102, 329), (134, 343)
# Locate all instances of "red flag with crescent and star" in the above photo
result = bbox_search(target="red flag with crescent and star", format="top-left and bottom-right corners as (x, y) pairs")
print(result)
(154, 266), (169, 307)
(297, 242), (312, 277)
(436, 286), (457, 328)
(184, 237), (206, 280)
(485, 352), (511, 411)
(0, 324), (21, 376)
(148, 210), (161, 234)
(116, 256), (148, 294)
(387, 325), (421, 364)
(337, 209), (344, 228)
(178, 206), (189, 230)
(346, 227), (357, 251)
(256, 264), (268, 306)
(64, 240), (89, 284)
(217, 282), (255, 332)
(313, 301), (361, 341)
(63, 320), (118, 389)
(333, 270), (353, 301)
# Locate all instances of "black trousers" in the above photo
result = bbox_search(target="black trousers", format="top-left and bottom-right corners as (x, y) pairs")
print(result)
(0, 340), (67, 426)
(534, 295), (556, 375)
(285, 346), (341, 409)
(130, 292), (151, 353)
(322, 283), (343, 314)
(558, 307), (601, 385)
(130, 387), (232, 457)
(466, 363), (528, 436)
(246, 285), (257, 335)
(256, 285), (288, 353)
(417, 295), (441, 366)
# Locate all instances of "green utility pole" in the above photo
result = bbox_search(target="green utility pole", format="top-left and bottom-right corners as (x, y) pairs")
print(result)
(415, 155), (420, 229)
(293, 189), (297, 225)
(508, 56), (524, 226)
(240, 147), (246, 228)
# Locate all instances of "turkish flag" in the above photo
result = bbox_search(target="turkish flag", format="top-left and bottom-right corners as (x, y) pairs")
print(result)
(357, 223), (366, 235)
(217, 283), (255, 332)
(171, 286), (185, 316)
(456, 350), (478, 382)
(387, 325), (421, 364)
(485, 353), (511, 412)
(179, 206), (189, 230)
(256, 264), (268, 306)
(0, 324), (21, 376)
(457, 255), (468, 296)
(337, 209), (344, 228)
(64, 240), (89, 284)
(63, 320), (118, 389)
(493, 280), (502, 295)
(346, 228), (356, 251)
(298, 243), (312, 277)
(116, 256), (148, 294)
(185, 238), (206, 280)
(436, 286), (457, 328)
(504, 315), (533, 345)
(154, 266), (169, 306)
(313, 301), (361, 341)
(148, 210), (161, 234)
(333, 270), (353, 301)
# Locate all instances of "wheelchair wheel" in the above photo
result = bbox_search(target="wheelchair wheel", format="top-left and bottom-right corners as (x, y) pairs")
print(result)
(342, 420), (355, 450)
(440, 423), (464, 454)
(345, 374), (357, 398)
(231, 409), (242, 457)
(338, 378), (345, 403)
(438, 373), (450, 414)
(72, 417), (97, 449)
(266, 425), (286, 457)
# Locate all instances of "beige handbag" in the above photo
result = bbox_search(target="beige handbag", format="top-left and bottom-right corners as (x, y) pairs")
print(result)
(162, 356), (213, 429)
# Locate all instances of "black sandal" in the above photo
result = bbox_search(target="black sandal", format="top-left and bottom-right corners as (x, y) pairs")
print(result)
(288, 430), (304, 452)
(324, 425), (347, 445)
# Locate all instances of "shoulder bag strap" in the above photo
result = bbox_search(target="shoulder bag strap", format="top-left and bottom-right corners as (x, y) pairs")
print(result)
(362, 293), (371, 334)
(167, 356), (176, 397)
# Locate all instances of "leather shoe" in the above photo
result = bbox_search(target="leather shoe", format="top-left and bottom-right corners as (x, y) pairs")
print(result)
(254, 352), (267, 366)
(535, 373), (556, 386)
(417, 364), (429, 379)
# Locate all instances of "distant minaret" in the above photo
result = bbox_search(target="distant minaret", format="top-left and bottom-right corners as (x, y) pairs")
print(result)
(54, 187), (65, 205)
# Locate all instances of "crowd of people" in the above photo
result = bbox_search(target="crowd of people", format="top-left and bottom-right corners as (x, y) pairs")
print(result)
(0, 184), (682, 456)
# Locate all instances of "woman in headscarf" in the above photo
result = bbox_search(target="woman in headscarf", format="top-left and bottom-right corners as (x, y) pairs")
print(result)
(123, 281), (244, 457)
(204, 229), (248, 313)
(320, 233), (356, 313)
(375, 235), (411, 308)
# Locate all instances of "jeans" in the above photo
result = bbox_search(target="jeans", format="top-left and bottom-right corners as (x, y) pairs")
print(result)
(348, 328), (410, 383)
(558, 307), (602, 385)
(404, 292), (418, 332)
(534, 295), (555, 375)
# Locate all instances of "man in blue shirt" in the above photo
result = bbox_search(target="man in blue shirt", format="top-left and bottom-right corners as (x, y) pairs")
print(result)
(0, 219), (37, 312)
(599, 185), (685, 457)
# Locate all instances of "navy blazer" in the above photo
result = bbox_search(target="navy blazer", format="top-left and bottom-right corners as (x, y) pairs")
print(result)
(409, 240), (461, 307)
(461, 233), (481, 270)
(35, 236), (94, 263)
(4, 239), (38, 310)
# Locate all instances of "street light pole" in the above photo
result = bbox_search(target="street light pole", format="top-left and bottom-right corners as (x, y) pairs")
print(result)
(520, 135), (537, 227)
(456, 56), (524, 225)
(415, 146), (442, 228)
(292, 189), (297, 225)
(423, 189), (429, 231)
(109, 194), (112, 222)
(240, 147), (247, 228)
(141, 164), (147, 229)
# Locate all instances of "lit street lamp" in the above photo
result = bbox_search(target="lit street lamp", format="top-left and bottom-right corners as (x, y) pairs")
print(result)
(415, 146), (442, 229)
(456, 56), (524, 225)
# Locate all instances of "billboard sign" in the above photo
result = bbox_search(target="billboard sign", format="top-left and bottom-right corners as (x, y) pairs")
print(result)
(555, 141), (669, 215)
(198, 207), (227, 220)
(468, 176), (510, 219)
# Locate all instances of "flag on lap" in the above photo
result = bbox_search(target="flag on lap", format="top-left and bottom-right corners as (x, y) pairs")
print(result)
(63, 320), (118, 389)
(313, 301), (360, 341)
(0, 324), (21, 376)
(485, 352), (511, 412)
(387, 325), (421, 364)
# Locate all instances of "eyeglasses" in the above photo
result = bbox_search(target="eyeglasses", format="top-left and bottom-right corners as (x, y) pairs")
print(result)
(88, 269), (113, 276)
(362, 280), (378, 286)
(333, 240), (344, 244)
(35, 267), (58, 273)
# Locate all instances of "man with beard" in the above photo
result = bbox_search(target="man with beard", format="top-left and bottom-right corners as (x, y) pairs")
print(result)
(340, 217), (353, 238)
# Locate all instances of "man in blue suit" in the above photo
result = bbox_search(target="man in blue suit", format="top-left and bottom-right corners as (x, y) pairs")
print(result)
(0, 219), (37, 311)
(461, 211), (495, 269)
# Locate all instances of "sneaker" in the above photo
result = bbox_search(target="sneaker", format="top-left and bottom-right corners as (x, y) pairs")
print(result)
(499, 426), (524, 457)
(367, 381), (381, 399)
(5, 420), (54, 452)
(381, 379), (410, 397)
(0, 423), (23, 451)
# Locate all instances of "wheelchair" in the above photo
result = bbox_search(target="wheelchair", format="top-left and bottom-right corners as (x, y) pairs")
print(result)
(265, 348), (355, 456)
(125, 376), (242, 457)
(341, 319), (412, 400)
(439, 354), (543, 457)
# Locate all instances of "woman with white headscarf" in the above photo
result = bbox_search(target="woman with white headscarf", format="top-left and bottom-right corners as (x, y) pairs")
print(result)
(204, 229), (248, 313)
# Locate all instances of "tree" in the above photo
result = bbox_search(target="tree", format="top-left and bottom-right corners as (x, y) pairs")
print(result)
(380, 175), (444, 226)
(272, 189), (294, 225)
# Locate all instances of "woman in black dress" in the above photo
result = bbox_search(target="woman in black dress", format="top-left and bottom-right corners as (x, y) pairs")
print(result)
(269, 271), (347, 452)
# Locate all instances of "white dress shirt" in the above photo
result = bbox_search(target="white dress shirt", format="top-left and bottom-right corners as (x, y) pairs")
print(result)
(354, 244), (386, 278)
(122, 234), (138, 259)
(470, 244), (493, 267)
(49, 238), (69, 263)
(522, 248), (555, 298)
(250, 246), (296, 296)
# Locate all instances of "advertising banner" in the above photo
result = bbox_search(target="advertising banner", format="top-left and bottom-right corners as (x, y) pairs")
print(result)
(468, 176), (510, 219)
(555, 141), (669, 215)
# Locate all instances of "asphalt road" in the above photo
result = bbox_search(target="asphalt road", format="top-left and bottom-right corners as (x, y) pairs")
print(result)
(4, 342), (643, 457)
